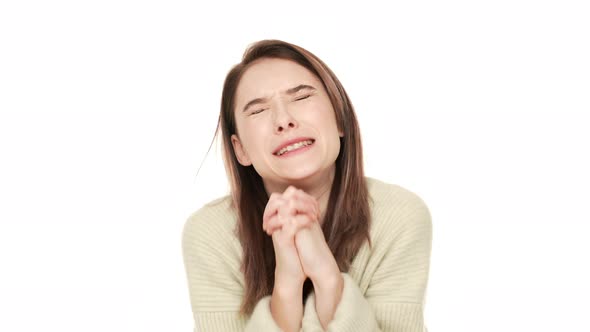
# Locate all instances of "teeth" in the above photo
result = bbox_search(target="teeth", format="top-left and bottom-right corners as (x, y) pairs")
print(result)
(277, 140), (313, 156)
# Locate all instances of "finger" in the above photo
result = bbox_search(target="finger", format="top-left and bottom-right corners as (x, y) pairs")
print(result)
(266, 213), (294, 236)
(294, 189), (320, 220)
(298, 199), (319, 222)
(271, 218), (296, 246)
(278, 196), (317, 222)
(265, 214), (282, 236)
(278, 186), (299, 219)
(286, 188), (319, 220)
(290, 214), (315, 232)
(263, 195), (285, 231)
(283, 185), (298, 199)
(281, 215), (299, 241)
(266, 213), (314, 236)
(263, 193), (283, 219)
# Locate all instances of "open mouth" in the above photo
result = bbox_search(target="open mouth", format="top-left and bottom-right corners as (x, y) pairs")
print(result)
(274, 139), (315, 157)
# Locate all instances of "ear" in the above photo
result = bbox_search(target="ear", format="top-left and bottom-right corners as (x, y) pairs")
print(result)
(231, 134), (252, 166)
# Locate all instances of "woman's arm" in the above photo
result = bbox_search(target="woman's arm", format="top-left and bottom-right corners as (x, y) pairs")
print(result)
(182, 210), (290, 332)
(301, 193), (433, 332)
(311, 271), (344, 330)
(271, 279), (304, 332)
(264, 188), (318, 331)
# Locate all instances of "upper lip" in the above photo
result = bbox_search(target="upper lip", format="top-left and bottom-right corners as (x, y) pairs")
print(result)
(273, 137), (315, 155)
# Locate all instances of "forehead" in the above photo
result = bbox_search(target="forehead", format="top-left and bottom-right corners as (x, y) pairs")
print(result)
(235, 58), (321, 104)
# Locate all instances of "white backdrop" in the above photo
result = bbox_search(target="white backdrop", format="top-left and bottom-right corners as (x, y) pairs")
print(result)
(1, 1), (589, 331)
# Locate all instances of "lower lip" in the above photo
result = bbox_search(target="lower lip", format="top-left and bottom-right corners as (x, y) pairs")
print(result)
(275, 142), (314, 158)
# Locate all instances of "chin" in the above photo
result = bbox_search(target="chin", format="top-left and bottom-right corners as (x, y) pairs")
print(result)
(278, 170), (317, 182)
(279, 164), (332, 185)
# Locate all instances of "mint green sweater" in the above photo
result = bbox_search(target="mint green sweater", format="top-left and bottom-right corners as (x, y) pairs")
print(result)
(182, 177), (432, 331)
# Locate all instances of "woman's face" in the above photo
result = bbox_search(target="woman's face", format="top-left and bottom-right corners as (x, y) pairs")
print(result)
(231, 57), (343, 188)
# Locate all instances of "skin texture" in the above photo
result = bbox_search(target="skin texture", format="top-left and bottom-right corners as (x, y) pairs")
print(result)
(231, 58), (344, 331)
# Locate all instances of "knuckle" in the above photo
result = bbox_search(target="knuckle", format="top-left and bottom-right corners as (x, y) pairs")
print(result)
(286, 186), (298, 196)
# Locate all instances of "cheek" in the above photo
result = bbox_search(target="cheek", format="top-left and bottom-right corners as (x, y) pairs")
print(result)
(239, 125), (269, 156)
(317, 106), (340, 133)
(303, 99), (332, 121)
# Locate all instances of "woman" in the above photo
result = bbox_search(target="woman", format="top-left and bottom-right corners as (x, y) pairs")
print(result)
(182, 39), (432, 332)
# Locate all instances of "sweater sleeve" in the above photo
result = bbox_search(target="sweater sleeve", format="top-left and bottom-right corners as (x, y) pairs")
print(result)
(301, 198), (432, 332)
(182, 210), (287, 332)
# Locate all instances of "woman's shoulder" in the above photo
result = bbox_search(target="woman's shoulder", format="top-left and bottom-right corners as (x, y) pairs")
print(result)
(366, 176), (428, 207)
(181, 194), (244, 290)
(365, 176), (432, 235)
(182, 194), (237, 244)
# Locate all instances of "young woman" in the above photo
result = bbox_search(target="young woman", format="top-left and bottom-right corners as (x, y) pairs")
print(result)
(182, 39), (432, 332)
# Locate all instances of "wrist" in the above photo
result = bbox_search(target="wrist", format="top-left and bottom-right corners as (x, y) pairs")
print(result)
(311, 272), (343, 330)
(274, 276), (305, 297)
(310, 261), (341, 288)
(312, 270), (342, 293)
(271, 280), (304, 332)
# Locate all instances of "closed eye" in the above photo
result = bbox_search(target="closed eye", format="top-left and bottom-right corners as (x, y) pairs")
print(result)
(250, 108), (266, 115)
(295, 94), (311, 101)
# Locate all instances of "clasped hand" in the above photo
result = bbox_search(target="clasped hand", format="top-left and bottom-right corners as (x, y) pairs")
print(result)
(262, 186), (339, 286)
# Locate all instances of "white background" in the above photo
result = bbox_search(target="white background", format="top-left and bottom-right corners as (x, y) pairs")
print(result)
(1, 1), (589, 331)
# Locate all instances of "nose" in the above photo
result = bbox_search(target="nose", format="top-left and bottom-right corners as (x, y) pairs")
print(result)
(273, 102), (298, 134)
(276, 121), (296, 133)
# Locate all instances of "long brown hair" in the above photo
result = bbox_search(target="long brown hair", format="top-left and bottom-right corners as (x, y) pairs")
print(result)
(212, 39), (372, 317)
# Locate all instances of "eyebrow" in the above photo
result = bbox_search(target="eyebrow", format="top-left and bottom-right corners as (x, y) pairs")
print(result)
(242, 84), (316, 113)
